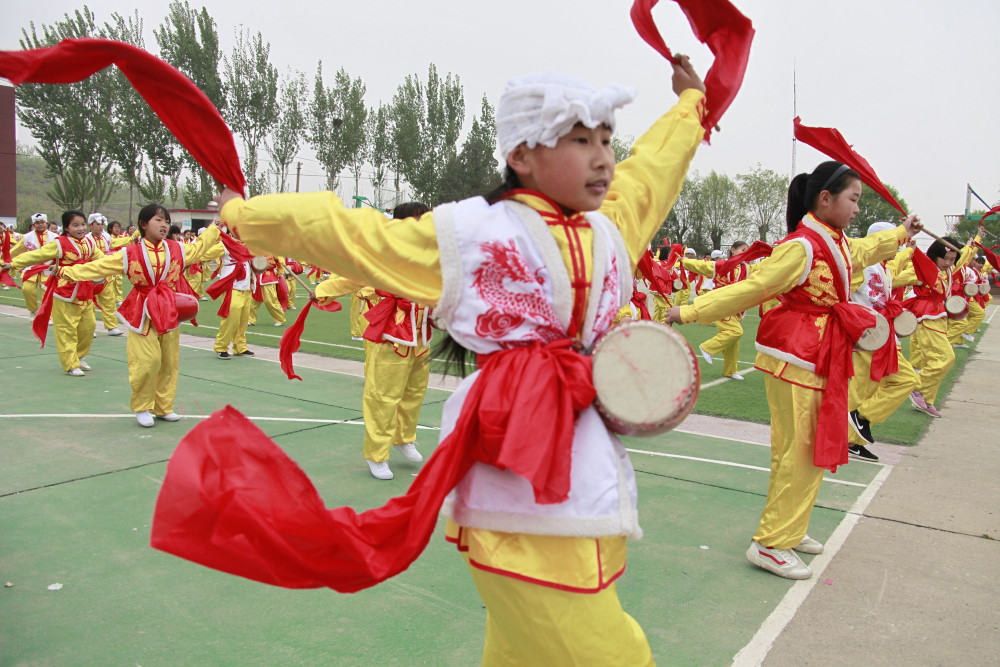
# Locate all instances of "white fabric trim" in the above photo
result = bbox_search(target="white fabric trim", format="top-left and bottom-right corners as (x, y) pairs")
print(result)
(780, 237), (815, 286)
(432, 201), (462, 321)
(755, 342), (817, 373)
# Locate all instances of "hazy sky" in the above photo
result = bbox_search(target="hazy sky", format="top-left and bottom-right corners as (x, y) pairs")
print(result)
(3, 0), (999, 236)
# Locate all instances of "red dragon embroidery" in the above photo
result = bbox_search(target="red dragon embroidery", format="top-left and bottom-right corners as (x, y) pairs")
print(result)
(472, 240), (561, 340)
(866, 270), (887, 309)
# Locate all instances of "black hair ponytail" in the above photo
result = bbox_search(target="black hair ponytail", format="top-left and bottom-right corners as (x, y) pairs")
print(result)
(484, 165), (523, 205)
(785, 161), (860, 234)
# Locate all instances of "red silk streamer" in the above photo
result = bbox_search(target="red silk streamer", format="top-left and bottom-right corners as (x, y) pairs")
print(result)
(637, 249), (674, 295)
(979, 205), (1000, 226)
(974, 242), (1000, 273)
(630, 0), (755, 143)
(911, 248), (942, 287)
(279, 298), (342, 381)
(276, 276), (290, 311)
(793, 117), (906, 215)
(206, 234), (253, 318)
(0, 231), (17, 288)
(712, 240), (772, 279)
(631, 283), (652, 320)
(151, 340), (595, 591)
(362, 291), (411, 343)
(0, 38), (245, 195)
(31, 273), (59, 347)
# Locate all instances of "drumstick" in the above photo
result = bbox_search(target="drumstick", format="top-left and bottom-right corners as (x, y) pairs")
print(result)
(919, 228), (962, 253)
(288, 270), (314, 294)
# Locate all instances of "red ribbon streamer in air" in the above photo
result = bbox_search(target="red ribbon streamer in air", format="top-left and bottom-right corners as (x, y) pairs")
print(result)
(630, 0), (755, 143)
(0, 38), (246, 196)
(279, 298), (342, 381)
(0, 231), (17, 288)
(793, 117), (906, 215)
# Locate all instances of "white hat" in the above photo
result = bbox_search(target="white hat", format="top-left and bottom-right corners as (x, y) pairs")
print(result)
(684, 248), (696, 256)
(88, 213), (107, 225)
(496, 72), (635, 158)
(31, 212), (47, 223)
(867, 221), (895, 236)
(710, 249), (725, 259)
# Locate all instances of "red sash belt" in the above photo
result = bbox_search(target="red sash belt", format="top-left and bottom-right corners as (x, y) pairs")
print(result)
(869, 300), (902, 382)
(135, 281), (180, 334)
(631, 288), (651, 320)
(788, 301), (875, 471)
(362, 290), (412, 343)
(151, 339), (595, 592)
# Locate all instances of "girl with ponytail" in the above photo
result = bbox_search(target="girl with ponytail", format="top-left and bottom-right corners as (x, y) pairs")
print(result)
(666, 161), (923, 580)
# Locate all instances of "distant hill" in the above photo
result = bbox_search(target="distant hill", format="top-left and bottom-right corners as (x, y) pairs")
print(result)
(15, 151), (136, 232)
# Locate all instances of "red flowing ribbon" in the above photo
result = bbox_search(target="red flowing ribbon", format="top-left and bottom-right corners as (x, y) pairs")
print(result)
(0, 38), (245, 195)
(630, 0), (755, 143)
(140, 281), (181, 335)
(279, 298), (342, 381)
(276, 276), (290, 311)
(31, 272), (59, 347)
(206, 234), (253, 318)
(362, 291), (411, 343)
(637, 249), (675, 295)
(974, 241), (1000, 273)
(793, 117), (906, 215)
(0, 231), (17, 288)
(713, 240), (772, 279)
(151, 339), (595, 591)
(869, 300), (903, 382)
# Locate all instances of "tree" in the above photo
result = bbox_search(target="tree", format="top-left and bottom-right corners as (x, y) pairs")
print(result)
(366, 103), (395, 208)
(611, 134), (634, 164)
(438, 95), (500, 203)
(700, 171), (740, 250)
(308, 61), (345, 191)
(333, 68), (368, 201)
(954, 211), (1000, 244)
(736, 164), (787, 243)
(657, 174), (704, 249)
(224, 28), (279, 196)
(391, 64), (465, 205)
(851, 183), (909, 239)
(155, 1), (224, 207)
(265, 70), (308, 193)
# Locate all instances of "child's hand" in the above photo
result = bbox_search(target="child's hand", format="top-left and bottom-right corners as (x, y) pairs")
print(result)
(671, 55), (705, 96)
(217, 187), (243, 211)
(902, 214), (923, 238)
(663, 305), (683, 324)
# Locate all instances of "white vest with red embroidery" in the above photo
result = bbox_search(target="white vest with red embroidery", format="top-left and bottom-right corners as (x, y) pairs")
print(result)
(433, 197), (643, 539)
(22, 230), (59, 275)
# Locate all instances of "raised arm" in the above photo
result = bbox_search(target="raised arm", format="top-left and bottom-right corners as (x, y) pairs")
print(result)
(10, 240), (59, 270)
(181, 225), (222, 266)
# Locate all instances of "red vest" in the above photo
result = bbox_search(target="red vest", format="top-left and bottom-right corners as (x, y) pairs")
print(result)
(53, 236), (101, 303)
(118, 239), (186, 333)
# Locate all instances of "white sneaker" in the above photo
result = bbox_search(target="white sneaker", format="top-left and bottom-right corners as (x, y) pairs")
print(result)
(395, 442), (423, 463)
(728, 373), (745, 381)
(157, 412), (181, 422)
(78, 358), (92, 371)
(746, 540), (812, 579)
(107, 328), (123, 336)
(135, 410), (154, 428)
(198, 297), (208, 302)
(93, 331), (97, 338)
(962, 333), (975, 342)
(274, 322), (284, 326)
(366, 460), (393, 480)
(794, 534), (824, 555)
(953, 343), (969, 349)
(66, 367), (85, 377)
(700, 346), (713, 365)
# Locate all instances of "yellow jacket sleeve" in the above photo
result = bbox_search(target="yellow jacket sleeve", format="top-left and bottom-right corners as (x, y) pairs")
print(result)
(315, 273), (364, 305)
(679, 241), (808, 325)
(61, 251), (124, 282)
(11, 241), (60, 270)
(9, 238), (26, 258)
(956, 236), (981, 269)
(181, 225), (222, 266)
(109, 230), (139, 249)
(681, 257), (715, 278)
(847, 226), (910, 275)
(600, 89), (706, 268)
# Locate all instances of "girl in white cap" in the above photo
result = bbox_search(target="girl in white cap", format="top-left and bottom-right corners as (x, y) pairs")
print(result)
(9, 213), (57, 314)
(216, 58), (706, 665)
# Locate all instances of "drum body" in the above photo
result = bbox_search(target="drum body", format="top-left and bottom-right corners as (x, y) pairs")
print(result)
(590, 320), (699, 437)
(250, 256), (269, 273)
(963, 283), (978, 298)
(979, 283), (990, 296)
(893, 310), (918, 338)
(945, 295), (969, 320)
(175, 292), (199, 323)
(854, 309), (890, 351)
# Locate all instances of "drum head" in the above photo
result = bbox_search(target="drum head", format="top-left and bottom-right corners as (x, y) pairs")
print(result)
(964, 283), (978, 297)
(251, 256), (269, 272)
(672, 278), (684, 291)
(979, 283), (990, 296)
(591, 320), (700, 437)
(893, 310), (918, 338)
(945, 295), (969, 320)
(855, 309), (890, 351)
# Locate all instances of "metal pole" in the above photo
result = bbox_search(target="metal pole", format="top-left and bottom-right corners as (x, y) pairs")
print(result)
(791, 63), (797, 178)
(295, 162), (302, 193)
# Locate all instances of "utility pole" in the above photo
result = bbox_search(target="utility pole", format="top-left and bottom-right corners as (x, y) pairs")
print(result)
(791, 63), (797, 178)
(295, 162), (302, 193)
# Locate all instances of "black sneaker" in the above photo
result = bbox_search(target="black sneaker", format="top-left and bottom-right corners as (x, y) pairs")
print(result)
(848, 444), (879, 462)
(849, 409), (874, 445)
(236, 350), (255, 357)
(217, 351), (231, 360)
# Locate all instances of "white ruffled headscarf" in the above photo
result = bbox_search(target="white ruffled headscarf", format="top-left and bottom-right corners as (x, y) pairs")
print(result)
(496, 72), (636, 158)
(867, 221), (895, 237)
(88, 213), (107, 225)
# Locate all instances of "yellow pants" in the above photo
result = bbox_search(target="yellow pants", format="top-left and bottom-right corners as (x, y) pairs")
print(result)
(671, 288), (691, 307)
(52, 299), (96, 372)
(126, 327), (180, 414)
(22, 274), (45, 313)
(957, 300), (986, 339)
(911, 321), (954, 405)
(754, 375), (826, 550)
(285, 276), (296, 306)
(187, 269), (205, 298)
(350, 292), (367, 339)
(464, 555), (654, 667)
(95, 282), (119, 330)
(362, 340), (430, 462)
(651, 293), (670, 324)
(701, 316), (743, 377)
(848, 348), (919, 445)
(112, 275), (123, 303)
(249, 283), (286, 325)
(214, 290), (251, 354)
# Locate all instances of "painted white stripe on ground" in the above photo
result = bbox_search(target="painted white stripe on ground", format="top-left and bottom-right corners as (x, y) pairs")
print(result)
(985, 304), (998, 325)
(625, 447), (869, 487)
(731, 464), (894, 666)
(700, 366), (759, 390)
(0, 413), (439, 429)
(672, 428), (770, 448)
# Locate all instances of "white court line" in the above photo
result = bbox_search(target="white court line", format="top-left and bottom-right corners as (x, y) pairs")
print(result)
(986, 304), (998, 325)
(0, 412), (439, 430)
(700, 366), (758, 390)
(672, 428), (769, 448)
(732, 464), (894, 666)
(625, 447), (868, 488)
